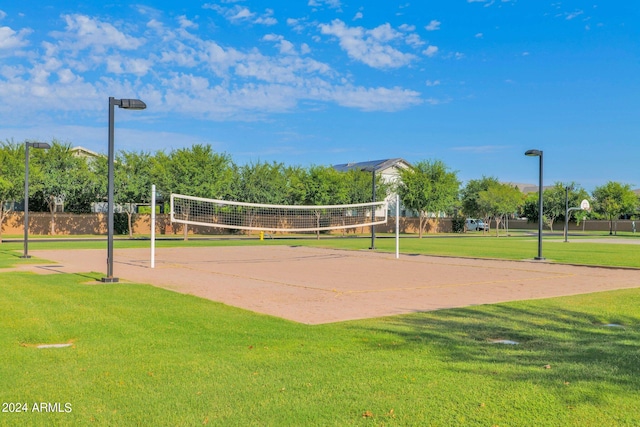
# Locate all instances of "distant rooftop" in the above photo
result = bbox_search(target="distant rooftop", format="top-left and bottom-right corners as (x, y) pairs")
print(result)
(507, 183), (558, 194)
(71, 146), (100, 158)
(333, 158), (411, 173)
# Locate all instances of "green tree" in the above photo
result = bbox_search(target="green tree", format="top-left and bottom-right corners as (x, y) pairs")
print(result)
(592, 181), (639, 235)
(283, 166), (307, 205)
(304, 165), (349, 239)
(460, 176), (500, 232)
(521, 183), (591, 232)
(540, 182), (591, 232)
(521, 192), (540, 224)
(235, 161), (288, 205)
(477, 183), (523, 236)
(115, 151), (153, 238)
(31, 141), (91, 234)
(233, 161), (288, 232)
(154, 145), (235, 240)
(0, 141), (25, 243)
(541, 183), (566, 232)
(342, 169), (387, 204)
(64, 158), (102, 214)
(397, 160), (459, 237)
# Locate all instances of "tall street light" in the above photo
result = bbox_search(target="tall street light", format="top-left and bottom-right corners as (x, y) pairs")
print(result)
(22, 141), (51, 259)
(102, 97), (146, 283)
(525, 149), (544, 260)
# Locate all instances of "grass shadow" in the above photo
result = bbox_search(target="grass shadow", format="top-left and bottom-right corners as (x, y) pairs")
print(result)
(351, 293), (640, 390)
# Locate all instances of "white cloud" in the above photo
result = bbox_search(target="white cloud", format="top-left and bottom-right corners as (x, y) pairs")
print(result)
(425, 79), (440, 86)
(57, 14), (145, 52)
(328, 85), (422, 111)
(254, 9), (277, 26)
(262, 34), (299, 55)
(0, 9), (426, 125)
(262, 34), (282, 42)
(452, 145), (510, 153)
(122, 57), (154, 75)
(287, 18), (307, 33)
(405, 33), (424, 47)
(159, 41), (200, 68)
(309, 0), (342, 10)
(0, 26), (31, 50)
(318, 19), (416, 69)
(353, 12), (363, 21)
(178, 15), (198, 29)
(425, 20), (441, 31)
(423, 45), (438, 57)
(230, 7), (254, 22)
(467, 0), (497, 7)
(475, 32), (483, 38)
(204, 4), (277, 26)
(0, 10), (7, 20)
(565, 10), (584, 20)
(255, 16), (277, 26)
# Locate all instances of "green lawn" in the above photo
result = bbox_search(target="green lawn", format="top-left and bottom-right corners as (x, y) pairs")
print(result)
(1, 237), (640, 426)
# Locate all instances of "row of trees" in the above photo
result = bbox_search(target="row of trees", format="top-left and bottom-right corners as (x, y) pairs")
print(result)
(0, 140), (387, 241)
(1, 140), (639, 240)
(398, 162), (639, 237)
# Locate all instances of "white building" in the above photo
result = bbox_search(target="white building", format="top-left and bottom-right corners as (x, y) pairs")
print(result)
(333, 158), (413, 217)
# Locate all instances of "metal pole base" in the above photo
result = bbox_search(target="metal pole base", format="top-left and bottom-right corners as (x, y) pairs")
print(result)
(533, 257), (546, 261)
(20, 255), (32, 259)
(100, 277), (120, 283)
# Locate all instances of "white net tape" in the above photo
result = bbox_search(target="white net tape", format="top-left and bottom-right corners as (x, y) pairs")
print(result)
(170, 193), (388, 232)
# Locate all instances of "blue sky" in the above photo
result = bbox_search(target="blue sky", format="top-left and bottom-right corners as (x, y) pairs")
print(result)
(1, 1), (638, 190)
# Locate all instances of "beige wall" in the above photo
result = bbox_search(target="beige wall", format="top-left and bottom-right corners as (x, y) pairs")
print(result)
(501, 219), (637, 233)
(1, 212), (635, 236)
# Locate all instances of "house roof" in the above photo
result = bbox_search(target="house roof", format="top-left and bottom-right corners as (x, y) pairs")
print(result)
(71, 146), (101, 158)
(507, 182), (556, 194)
(333, 158), (411, 173)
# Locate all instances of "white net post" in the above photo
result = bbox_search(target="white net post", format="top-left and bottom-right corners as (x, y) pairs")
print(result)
(151, 184), (156, 269)
(396, 193), (400, 259)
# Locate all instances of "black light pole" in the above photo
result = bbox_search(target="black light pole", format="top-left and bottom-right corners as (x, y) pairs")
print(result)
(525, 149), (544, 260)
(102, 97), (146, 283)
(22, 141), (51, 259)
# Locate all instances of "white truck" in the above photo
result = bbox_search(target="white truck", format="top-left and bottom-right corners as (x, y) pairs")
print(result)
(466, 218), (489, 231)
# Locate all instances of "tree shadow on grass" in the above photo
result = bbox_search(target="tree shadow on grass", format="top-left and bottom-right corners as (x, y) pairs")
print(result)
(351, 297), (640, 391)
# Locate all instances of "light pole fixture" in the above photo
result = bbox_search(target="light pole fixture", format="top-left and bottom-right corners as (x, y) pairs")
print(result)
(525, 149), (544, 260)
(102, 97), (146, 283)
(22, 141), (51, 259)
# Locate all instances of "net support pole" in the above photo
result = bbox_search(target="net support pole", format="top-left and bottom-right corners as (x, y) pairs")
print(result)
(370, 169), (376, 250)
(395, 193), (400, 259)
(151, 184), (156, 269)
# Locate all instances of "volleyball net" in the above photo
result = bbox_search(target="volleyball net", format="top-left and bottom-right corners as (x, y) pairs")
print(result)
(170, 193), (388, 233)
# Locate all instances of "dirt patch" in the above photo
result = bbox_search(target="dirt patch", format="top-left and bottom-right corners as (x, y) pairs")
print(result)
(25, 246), (640, 324)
